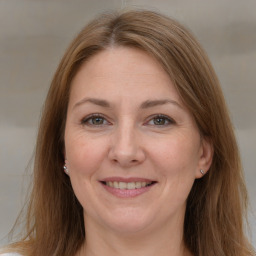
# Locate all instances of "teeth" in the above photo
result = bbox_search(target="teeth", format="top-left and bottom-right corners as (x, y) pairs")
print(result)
(119, 182), (126, 189)
(105, 181), (153, 189)
(135, 182), (142, 188)
(127, 182), (135, 189)
(113, 181), (118, 188)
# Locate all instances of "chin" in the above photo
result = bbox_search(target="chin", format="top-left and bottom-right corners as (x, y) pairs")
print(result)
(102, 208), (156, 235)
(108, 221), (151, 235)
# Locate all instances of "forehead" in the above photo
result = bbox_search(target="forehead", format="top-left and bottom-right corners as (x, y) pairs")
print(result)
(69, 46), (181, 106)
(76, 47), (170, 80)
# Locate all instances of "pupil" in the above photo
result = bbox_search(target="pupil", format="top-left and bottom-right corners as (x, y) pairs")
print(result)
(154, 118), (165, 125)
(92, 117), (103, 125)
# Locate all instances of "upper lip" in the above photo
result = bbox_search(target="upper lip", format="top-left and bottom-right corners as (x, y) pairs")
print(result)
(100, 177), (157, 183)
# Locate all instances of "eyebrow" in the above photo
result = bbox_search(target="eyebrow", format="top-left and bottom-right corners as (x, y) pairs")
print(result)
(140, 99), (182, 109)
(73, 97), (183, 110)
(73, 98), (111, 109)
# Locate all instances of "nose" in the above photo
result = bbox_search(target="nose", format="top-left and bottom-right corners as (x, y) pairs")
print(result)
(108, 123), (146, 168)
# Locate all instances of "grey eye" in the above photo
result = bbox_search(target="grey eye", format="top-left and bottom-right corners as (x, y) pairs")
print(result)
(81, 114), (109, 126)
(147, 115), (174, 126)
(90, 117), (105, 125)
(153, 117), (168, 125)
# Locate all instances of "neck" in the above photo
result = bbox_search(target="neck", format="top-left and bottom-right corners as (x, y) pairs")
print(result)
(77, 213), (192, 256)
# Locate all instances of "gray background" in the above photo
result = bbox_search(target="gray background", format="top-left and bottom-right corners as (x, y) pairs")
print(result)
(0, 0), (255, 247)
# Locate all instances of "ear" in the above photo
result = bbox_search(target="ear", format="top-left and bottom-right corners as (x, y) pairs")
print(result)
(195, 136), (214, 179)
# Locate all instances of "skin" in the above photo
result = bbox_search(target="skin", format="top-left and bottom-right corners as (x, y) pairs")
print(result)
(64, 47), (213, 256)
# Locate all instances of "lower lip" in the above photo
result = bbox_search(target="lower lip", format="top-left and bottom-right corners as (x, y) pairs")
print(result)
(101, 183), (156, 198)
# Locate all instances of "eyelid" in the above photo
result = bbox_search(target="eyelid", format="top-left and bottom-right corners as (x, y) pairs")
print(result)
(80, 113), (175, 127)
(81, 113), (111, 126)
(145, 114), (175, 126)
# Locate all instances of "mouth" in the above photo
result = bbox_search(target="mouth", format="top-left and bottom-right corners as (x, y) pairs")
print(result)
(100, 180), (157, 190)
(99, 178), (157, 198)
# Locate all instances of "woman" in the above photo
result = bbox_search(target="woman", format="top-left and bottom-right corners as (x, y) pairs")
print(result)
(1, 9), (255, 256)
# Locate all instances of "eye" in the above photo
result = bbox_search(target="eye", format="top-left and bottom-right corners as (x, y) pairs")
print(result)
(146, 114), (175, 126)
(81, 114), (110, 126)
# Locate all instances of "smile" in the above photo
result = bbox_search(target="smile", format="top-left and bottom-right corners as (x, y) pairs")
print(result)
(100, 178), (157, 198)
(102, 181), (155, 190)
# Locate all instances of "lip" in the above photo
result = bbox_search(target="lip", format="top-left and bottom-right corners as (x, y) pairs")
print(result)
(100, 176), (156, 183)
(99, 177), (157, 198)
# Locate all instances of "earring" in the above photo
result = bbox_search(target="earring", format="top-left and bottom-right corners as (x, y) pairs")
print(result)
(63, 164), (69, 175)
(200, 169), (204, 176)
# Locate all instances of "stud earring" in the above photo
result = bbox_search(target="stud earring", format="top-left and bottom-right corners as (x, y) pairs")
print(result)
(200, 169), (204, 176)
(63, 164), (69, 175)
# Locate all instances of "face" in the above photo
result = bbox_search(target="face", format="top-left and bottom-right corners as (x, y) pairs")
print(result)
(64, 47), (212, 235)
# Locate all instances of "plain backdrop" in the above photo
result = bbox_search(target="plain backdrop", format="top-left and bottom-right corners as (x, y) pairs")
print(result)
(0, 0), (255, 247)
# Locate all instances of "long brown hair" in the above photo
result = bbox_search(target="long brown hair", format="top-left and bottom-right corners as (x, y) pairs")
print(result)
(3, 9), (255, 256)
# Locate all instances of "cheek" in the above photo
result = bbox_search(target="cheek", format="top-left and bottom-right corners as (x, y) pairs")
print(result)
(65, 133), (108, 210)
(65, 132), (108, 177)
(151, 134), (200, 173)
(150, 132), (200, 195)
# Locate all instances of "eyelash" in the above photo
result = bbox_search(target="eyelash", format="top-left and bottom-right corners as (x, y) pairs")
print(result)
(146, 114), (175, 126)
(81, 114), (175, 127)
(81, 113), (109, 126)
